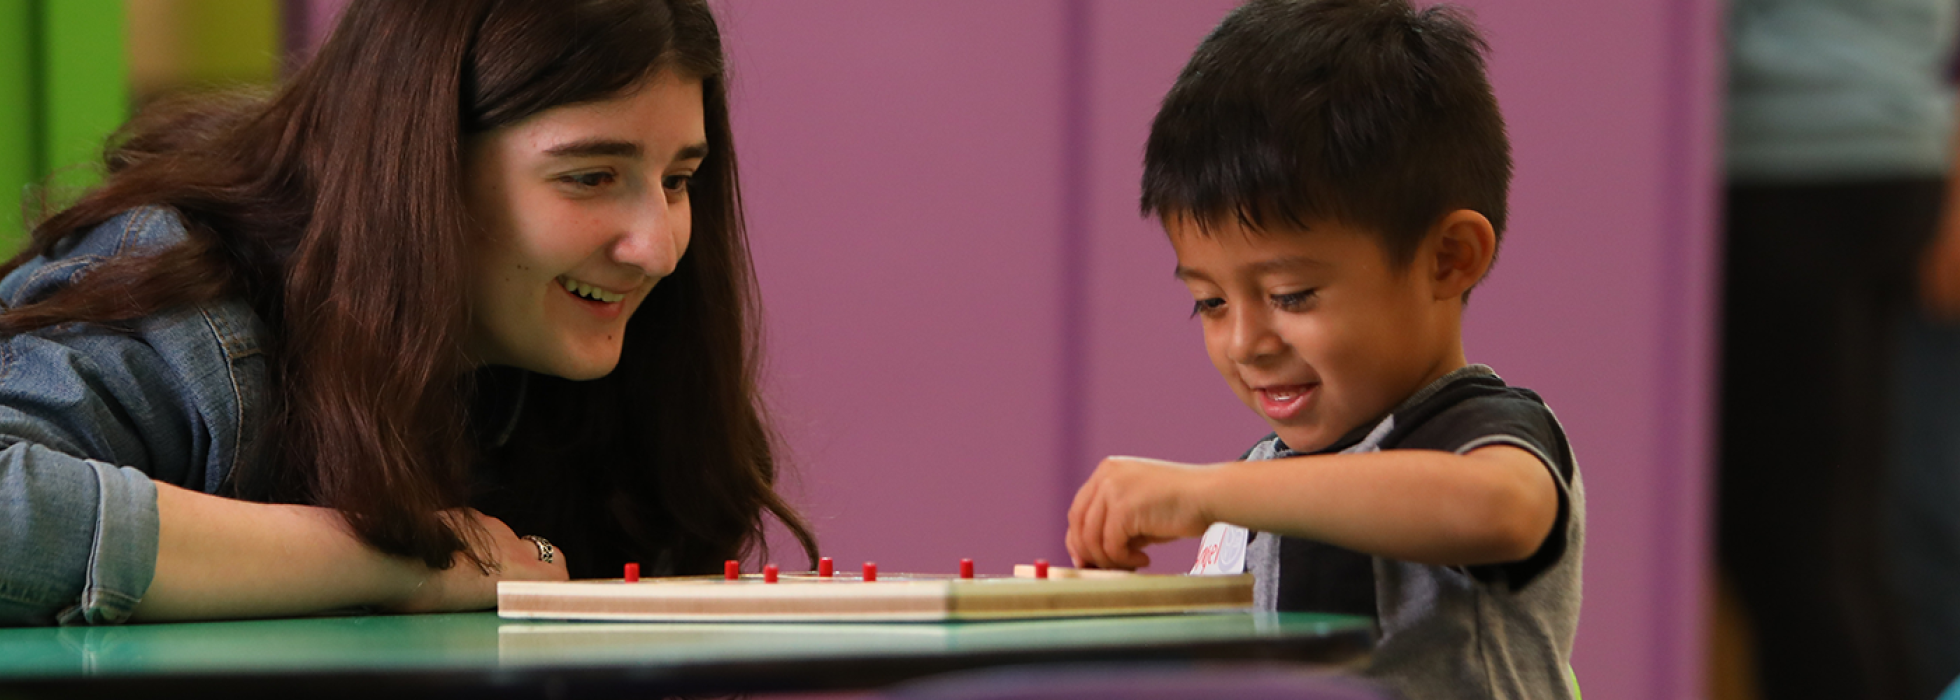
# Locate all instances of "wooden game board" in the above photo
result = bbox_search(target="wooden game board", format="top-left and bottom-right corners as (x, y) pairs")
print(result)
(497, 566), (1253, 622)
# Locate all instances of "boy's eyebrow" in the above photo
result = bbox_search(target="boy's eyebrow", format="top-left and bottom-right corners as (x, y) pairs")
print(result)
(1173, 256), (1326, 281)
(1246, 256), (1328, 275)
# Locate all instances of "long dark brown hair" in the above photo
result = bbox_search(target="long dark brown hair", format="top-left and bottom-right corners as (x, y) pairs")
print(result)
(0, 0), (816, 577)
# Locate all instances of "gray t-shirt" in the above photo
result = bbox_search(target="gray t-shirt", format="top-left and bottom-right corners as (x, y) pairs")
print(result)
(1726, 0), (1958, 182)
(1239, 365), (1583, 700)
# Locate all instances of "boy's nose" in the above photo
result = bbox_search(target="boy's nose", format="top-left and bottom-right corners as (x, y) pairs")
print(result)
(1223, 307), (1283, 364)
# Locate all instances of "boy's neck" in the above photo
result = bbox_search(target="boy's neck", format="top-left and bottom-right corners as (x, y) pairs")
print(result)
(1405, 333), (1470, 404)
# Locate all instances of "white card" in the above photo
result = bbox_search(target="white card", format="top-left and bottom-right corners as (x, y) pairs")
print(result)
(1190, 522), (1249, 575)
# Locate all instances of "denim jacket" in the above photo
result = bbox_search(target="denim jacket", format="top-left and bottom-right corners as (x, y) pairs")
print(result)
(0, 207), (268, 625)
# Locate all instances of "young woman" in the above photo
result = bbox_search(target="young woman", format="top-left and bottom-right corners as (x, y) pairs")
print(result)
(0, 0), (815, 625)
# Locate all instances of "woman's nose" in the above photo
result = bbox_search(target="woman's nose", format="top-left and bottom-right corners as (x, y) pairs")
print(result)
(611, 200), (688, 278)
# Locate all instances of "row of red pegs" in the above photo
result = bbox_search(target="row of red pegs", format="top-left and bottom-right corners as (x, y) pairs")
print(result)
(617, 557), (1053, 583)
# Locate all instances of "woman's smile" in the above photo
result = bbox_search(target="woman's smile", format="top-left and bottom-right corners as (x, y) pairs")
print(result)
(556, 275), (631, 303)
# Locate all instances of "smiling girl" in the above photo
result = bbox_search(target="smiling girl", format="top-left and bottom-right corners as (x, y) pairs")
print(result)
(0, 0), (814, 624)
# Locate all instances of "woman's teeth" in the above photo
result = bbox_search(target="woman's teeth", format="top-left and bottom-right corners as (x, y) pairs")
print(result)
(559, 276), (626, 303)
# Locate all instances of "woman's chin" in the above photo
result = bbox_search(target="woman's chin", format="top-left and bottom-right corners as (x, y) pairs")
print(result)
(526, 348), (622, 381)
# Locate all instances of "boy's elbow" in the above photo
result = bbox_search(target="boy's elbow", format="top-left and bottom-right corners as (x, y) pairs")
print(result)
(1483, 512), (1549, 563)
(1466, 473), (1558, 563)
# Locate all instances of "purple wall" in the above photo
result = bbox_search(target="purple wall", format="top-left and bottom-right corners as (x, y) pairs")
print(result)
(294, 1), (1721, 698)
(722, 0), (1077, 576)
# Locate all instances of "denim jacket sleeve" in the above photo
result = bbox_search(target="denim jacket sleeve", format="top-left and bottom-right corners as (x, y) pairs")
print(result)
(0, 208), (268, 626)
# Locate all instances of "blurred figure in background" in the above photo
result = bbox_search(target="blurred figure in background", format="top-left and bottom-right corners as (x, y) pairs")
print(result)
(1722, 0), (1960, 697)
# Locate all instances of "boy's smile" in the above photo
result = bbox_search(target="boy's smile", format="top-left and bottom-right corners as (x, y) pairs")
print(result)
(1170, 217), (1469, 453)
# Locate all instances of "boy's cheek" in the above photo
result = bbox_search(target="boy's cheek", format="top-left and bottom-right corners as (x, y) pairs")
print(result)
(1205, 356), (1256, 410)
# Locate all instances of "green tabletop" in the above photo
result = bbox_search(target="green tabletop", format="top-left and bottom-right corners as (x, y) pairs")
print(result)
(0, 611), (1372, 697)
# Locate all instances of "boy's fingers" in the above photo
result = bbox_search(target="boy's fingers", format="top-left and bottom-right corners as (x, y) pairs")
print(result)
(1102, 511), (1135, 570)
(1123, 538), (1154, 569)
(1067, 477), (1098, 541)
(1067, 473), (1096, 524)
(1071, 476), (1112, 566)
(1065, 513), (1084, 568)
(1079, 496), (1111, 568)
(1065, 482), (1095, 567)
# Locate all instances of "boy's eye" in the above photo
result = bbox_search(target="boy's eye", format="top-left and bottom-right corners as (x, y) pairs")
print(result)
(1190, 297), (1226, 318)
(1271, 290), (1316, 310)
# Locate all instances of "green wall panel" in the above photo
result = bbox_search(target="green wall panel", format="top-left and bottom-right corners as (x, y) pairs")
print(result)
(40, 0), (126, 203)
(0, 0), (36, 253)
(0, 0), (127, 257)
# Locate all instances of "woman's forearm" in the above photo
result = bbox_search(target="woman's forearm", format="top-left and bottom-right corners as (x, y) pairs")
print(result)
(132, 482), (425, 621)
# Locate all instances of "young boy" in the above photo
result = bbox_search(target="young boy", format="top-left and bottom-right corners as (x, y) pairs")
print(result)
(1063, 1), (1581, 698)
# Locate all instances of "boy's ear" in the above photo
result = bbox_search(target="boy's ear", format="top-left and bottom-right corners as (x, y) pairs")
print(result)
(1424, 209), (1497, 301)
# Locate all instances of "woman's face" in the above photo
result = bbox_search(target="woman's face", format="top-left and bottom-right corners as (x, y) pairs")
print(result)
(464, 69), (706, 380)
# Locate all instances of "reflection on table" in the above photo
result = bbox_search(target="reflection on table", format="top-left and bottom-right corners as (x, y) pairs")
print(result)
(0, 610), (1374, 698)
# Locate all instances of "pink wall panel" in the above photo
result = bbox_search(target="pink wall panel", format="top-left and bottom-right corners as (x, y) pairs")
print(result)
(718, 1), (1073, 575)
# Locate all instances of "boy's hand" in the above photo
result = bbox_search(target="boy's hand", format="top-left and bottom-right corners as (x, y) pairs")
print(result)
(1066, 456), (1217, 570)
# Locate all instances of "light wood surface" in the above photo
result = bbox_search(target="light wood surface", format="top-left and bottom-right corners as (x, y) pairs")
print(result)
(497, 570), (1253, 622)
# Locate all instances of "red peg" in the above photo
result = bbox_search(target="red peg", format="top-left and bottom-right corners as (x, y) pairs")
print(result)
(959, 558), (974, 579)
(818, 557), (834, 578)
(764, 564), (779, 583)
(1035, 559), (1050, 579)
(725, 560), (740, 581)
(623, 563), (640, 583)
(863, 561), (878, 582)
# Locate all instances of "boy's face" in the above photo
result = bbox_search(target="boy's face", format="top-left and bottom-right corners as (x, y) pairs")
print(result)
(1170, 217), (1464, 454)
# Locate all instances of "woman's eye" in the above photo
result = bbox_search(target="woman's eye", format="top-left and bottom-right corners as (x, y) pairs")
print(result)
(561, 171), (615, 188)
(662, 174), (693, 193)
(1271, 290), (1316, 310)
(1190, 298), (1225, 318)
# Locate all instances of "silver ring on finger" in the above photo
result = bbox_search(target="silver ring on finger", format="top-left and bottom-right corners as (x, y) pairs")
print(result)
(522, 535), (555, 565)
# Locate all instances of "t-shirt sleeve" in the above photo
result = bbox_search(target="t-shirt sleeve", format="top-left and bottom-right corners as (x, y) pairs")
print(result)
(1397, 390), (1576, 590)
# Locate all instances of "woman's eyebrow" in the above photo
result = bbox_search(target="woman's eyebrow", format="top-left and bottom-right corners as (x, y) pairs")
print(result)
(674, 142), (710, 162)
(544, 139), (710, 163)
(544, 138), (642, 159)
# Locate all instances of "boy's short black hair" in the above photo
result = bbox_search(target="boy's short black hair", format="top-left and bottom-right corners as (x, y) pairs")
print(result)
(1143, 0), (1511, 268)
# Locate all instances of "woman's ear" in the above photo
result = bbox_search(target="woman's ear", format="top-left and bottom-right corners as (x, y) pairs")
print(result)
(1425, 209), (1497, 301)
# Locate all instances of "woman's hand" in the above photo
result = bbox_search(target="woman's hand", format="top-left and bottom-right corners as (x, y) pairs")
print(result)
(1065, 456), (1218, 571)
(389, 509), (569, 614)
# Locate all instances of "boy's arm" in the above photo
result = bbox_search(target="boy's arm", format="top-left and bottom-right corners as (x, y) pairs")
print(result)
(1065, 446), (1559, 570)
